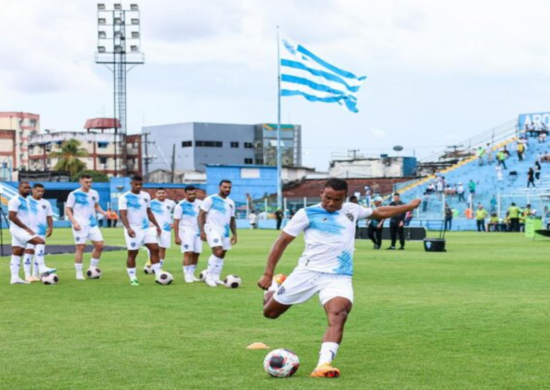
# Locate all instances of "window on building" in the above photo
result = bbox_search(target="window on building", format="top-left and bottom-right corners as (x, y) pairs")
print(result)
(230, 142), (239, 148)
(196, 141), (223, 147)
(181, 141), (192, 148)
(99, 157), (107, 165)
(244, 142), (254, 149)
(98, 142), (109, 149)
(244, 158), (254, 165)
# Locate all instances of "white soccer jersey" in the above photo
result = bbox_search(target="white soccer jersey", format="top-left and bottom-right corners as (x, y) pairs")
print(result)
(8, 195), (33, 233)
(66, 189), (100, 227)
(200, 194), (235, 237)
(118, 191), (152, 230)
(283, 202), (373, 276)
(29, 197), (53, 236)
(174, 199), (203, 235)
(150, 198), (176, 233)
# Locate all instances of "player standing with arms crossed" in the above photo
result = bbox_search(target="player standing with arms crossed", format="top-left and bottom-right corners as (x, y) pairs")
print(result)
(144, 188), (176, 273)
(66, 174), (107, 280)
(8, 182), (56, 284)
(23, 184), (54, 282)
(198, 180), (237, 287)
(173, 186), (203, 282)
(258, 179), (420, 378)
(119, 175), (166, 286)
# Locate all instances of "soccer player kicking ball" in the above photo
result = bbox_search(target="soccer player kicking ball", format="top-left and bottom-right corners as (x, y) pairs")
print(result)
(258, 179), (420, 378)
(198, 180), (237, 287)
(23, 184), (54, 282)
(66, 174), (108, 280)
(144, 188), (176, 273)
(8, 182), (56, 284)
(119, 175), (166, 286)
(173, 186), (203, 283)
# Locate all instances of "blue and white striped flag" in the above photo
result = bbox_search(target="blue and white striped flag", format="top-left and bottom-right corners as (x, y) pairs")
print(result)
(280, 34), (366, 113)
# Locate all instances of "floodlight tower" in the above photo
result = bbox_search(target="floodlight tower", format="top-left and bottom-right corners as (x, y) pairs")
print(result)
(96, 3), (144, 177)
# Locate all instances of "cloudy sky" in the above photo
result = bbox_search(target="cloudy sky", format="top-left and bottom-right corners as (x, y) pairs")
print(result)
(1, 0), (549, 170)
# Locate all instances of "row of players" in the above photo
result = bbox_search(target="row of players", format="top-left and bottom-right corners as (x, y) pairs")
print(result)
(8, 174), (237, 286)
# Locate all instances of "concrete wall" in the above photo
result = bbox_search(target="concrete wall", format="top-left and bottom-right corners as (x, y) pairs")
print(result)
(206, 165), (277, 204)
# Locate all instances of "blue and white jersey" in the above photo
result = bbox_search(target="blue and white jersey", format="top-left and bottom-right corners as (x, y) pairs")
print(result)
(118, 191), (151, 230)
(283, 203), (373, 276)
(174, 199), (203, 235)
(150, 198), (176, 232)
(8, 195), (33, 234)
(200, 194), (235, 237)
(29, 197), (53, 236)
(66, 189), (100, 227)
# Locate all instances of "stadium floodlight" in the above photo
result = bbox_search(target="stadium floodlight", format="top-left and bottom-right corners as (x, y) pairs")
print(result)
(95, 2), (144, 178)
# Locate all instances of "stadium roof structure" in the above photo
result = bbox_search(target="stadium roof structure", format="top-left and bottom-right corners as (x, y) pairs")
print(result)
(84, 118), (120, 131)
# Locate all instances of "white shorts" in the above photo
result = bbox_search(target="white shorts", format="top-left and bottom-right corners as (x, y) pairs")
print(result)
(124, 227), (158, 250)
(158, 230), (172, 249)
(73, 225), (104, 245)
(10, 228), (38, 248)
(273, 267), (354, 307)
(179, 230), (203, 254)
(25, 235), (46, 250)
(205, 226), (231, 251)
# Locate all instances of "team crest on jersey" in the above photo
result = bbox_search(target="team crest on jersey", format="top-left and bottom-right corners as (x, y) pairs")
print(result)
(131, 243), (136, 247)
(92, 196), (96, 201)
(214, 238), (219, 243)
(346, 212), (355, 222)
(42, 205), (47, 209)
(184, 244), (189, 249)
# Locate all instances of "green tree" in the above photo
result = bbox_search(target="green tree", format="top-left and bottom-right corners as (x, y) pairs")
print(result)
(49, 139), (88, 178)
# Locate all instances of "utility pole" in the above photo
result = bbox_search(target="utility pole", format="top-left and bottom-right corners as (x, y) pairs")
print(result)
(348, 149), (360, 160)
(170, 143), (176, 183)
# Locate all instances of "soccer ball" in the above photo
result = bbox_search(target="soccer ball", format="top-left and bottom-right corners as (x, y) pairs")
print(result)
(224, 275), (242, 288)
(156, 271), (174, 285)
(143, 265), (153, 275)
(263, 349), (300, 378)
(41, 273), (59, 285)
(199, 270), (208, 281)
(86, 268), (102, 279)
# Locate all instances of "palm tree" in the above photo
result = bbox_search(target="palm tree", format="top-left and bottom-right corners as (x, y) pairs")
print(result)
(49, 139), (88, 178)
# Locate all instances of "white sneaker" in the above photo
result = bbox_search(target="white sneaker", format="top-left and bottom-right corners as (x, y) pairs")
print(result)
(76, 273), (85, 280)
(205, 277), (218, 287)
(39, 267), (57, 276)
(11, 278), (30, 285)
(192, 276), (201, 282)
(184, 276), (194, 283)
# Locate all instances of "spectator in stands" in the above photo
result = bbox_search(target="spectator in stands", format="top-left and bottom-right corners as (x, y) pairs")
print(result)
(485, 143), (493, 165)
(527, 167), (536, 188)
(275, 209), (283, 230)
(477, 146), (485, 166)
(475, 205), (488, 232)
(427, 182), (435, 195)
(436, 180), (444, 197)
(517, 141), (525, 161)
(106, 208), (118, 228)
(457, 182), (465, 203)
(503, 145), (510, 158)
(444, 203), (453, 231)
(468, 180), (476, 200)
(387, 193), (406, 250)
(487, 213), (500, 232)
(507, 203), (521, 232)
(490, 195), (497, 214)
(543, 152), (550, 163)
(496, 164), (504, 187)
(367, 196), (384, 250)
(535, 161), (542, 180)
(497, 149), (507, 170)
(422, 192), (429, 212)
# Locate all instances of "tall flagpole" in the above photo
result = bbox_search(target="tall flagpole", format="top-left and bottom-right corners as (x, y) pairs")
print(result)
(276, 26), (282, 211)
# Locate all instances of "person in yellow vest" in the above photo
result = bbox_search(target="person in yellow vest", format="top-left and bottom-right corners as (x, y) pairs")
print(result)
(475, 204), (488, 232)
(507, 203), (521, 232)
(487, 213), (500, 232)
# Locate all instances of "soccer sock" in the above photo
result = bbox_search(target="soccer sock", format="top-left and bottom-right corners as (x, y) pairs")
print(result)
(214, 258), (224, 280)
(151, 263), (162, 277)
(190, 264), (197, 276)
(206, 255), (218, 278)
(183, 265), (191, 278)
(32, 258), (39, 277)
(75, 263), (83, 275)
(317, 343), (340, 366)
(34, 245), (47, 271)
(10, 255), (21, 280)
(23, 254), (33, 278)
(317, 342), (339, 367)
(127, 268), (137, 281)
(145, 248), (151, 266)
(90, 258), (100, 268)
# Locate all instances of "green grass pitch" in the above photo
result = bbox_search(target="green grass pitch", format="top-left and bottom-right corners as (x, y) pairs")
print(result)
(0, 228), (549, 389)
